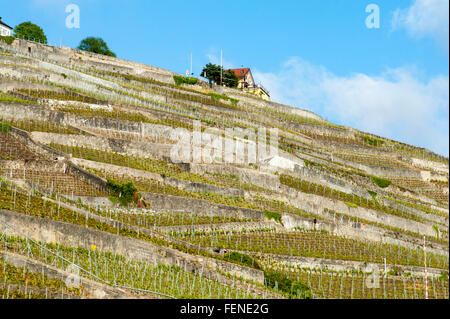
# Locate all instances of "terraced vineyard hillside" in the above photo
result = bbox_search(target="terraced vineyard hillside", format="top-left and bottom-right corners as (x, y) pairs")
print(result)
(0, 38), (448, 299)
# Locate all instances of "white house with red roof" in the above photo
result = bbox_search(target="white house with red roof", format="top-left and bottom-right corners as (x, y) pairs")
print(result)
(227, 68), (255, 89)
(226, 67), (270, 101)
(0, 17), (12, 36)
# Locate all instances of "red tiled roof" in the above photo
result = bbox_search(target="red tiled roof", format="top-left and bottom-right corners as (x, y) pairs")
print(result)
(226, 68), (250, 79)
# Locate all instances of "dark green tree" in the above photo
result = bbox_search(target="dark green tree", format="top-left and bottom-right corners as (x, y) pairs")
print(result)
(13, 22), (47, 44)
(201, 63), (240, 88)
(223, 70), (239, 88)
(77, 37), (116, 57)
(201, 63), (222, 86)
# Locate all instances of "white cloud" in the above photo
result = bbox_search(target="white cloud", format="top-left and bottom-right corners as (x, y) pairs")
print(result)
(206, 50), (234, 69)
(391, 0), (449, 51)
(254, 57), (449, 157)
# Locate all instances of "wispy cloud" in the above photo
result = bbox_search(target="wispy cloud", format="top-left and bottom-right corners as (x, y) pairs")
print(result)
(254, 57), (449, 156)
(391, 0), (449, 51)
(206, 48), (234, 69)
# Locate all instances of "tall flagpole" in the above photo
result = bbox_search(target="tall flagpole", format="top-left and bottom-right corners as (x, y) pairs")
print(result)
(190, 51), (192, 76)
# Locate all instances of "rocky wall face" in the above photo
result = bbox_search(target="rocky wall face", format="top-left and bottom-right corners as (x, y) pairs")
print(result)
(157, 221), (282, 234)
(190, 163), (280, 191)
(164, 177), (244, 197)
(141, 193), (266, 220)
(366, 165), (422, 179)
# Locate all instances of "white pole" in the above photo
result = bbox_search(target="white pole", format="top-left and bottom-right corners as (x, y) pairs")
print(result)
(220, 49), (223, 86)
(424, 236), (428, 299)
(190, 51), (192, 76)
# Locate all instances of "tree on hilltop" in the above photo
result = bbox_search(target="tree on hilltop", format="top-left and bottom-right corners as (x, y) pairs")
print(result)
(13, 22), (47, 44)
(201, 63), (222, 86)
(201, 63), (239, 88)
(78, 37), (116, 57)
(223, 70), (239, 88)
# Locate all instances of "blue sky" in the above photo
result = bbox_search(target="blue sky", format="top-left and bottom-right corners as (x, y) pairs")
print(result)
(2, 0), (449, 156)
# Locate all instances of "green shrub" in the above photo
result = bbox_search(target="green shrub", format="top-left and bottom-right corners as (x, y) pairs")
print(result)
(0, 92), (36, 104)
(264, 270), (312, 299)
(344, 201), (358, 208)
(387, 266), (402, 276)
(263, 210), (282, 223)
(371, 176), (391, 188)
(209, 92), (238, 106)
(432, 225), (439, 238)
(224, 252), (260, 269)
(173, 75), (198, 86)
(0, 36), (15, 45)
(108, 197), (119, 205)
(107, 179), (137, 206)
(368, 190), (377, 201)
(361, 135), (384, 147)
(0, 123), (11, 133)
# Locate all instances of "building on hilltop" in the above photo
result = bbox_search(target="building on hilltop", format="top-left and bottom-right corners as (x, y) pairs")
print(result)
(226, 67), (271, 101)
(228, 68), (255, 89)
(0, 17), (12, 36)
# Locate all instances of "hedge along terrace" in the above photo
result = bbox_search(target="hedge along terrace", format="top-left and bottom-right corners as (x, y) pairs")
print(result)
(173, 75), (198, 86)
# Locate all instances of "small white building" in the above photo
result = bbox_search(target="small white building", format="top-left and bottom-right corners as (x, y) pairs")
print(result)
(0, 17), (13, 36)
